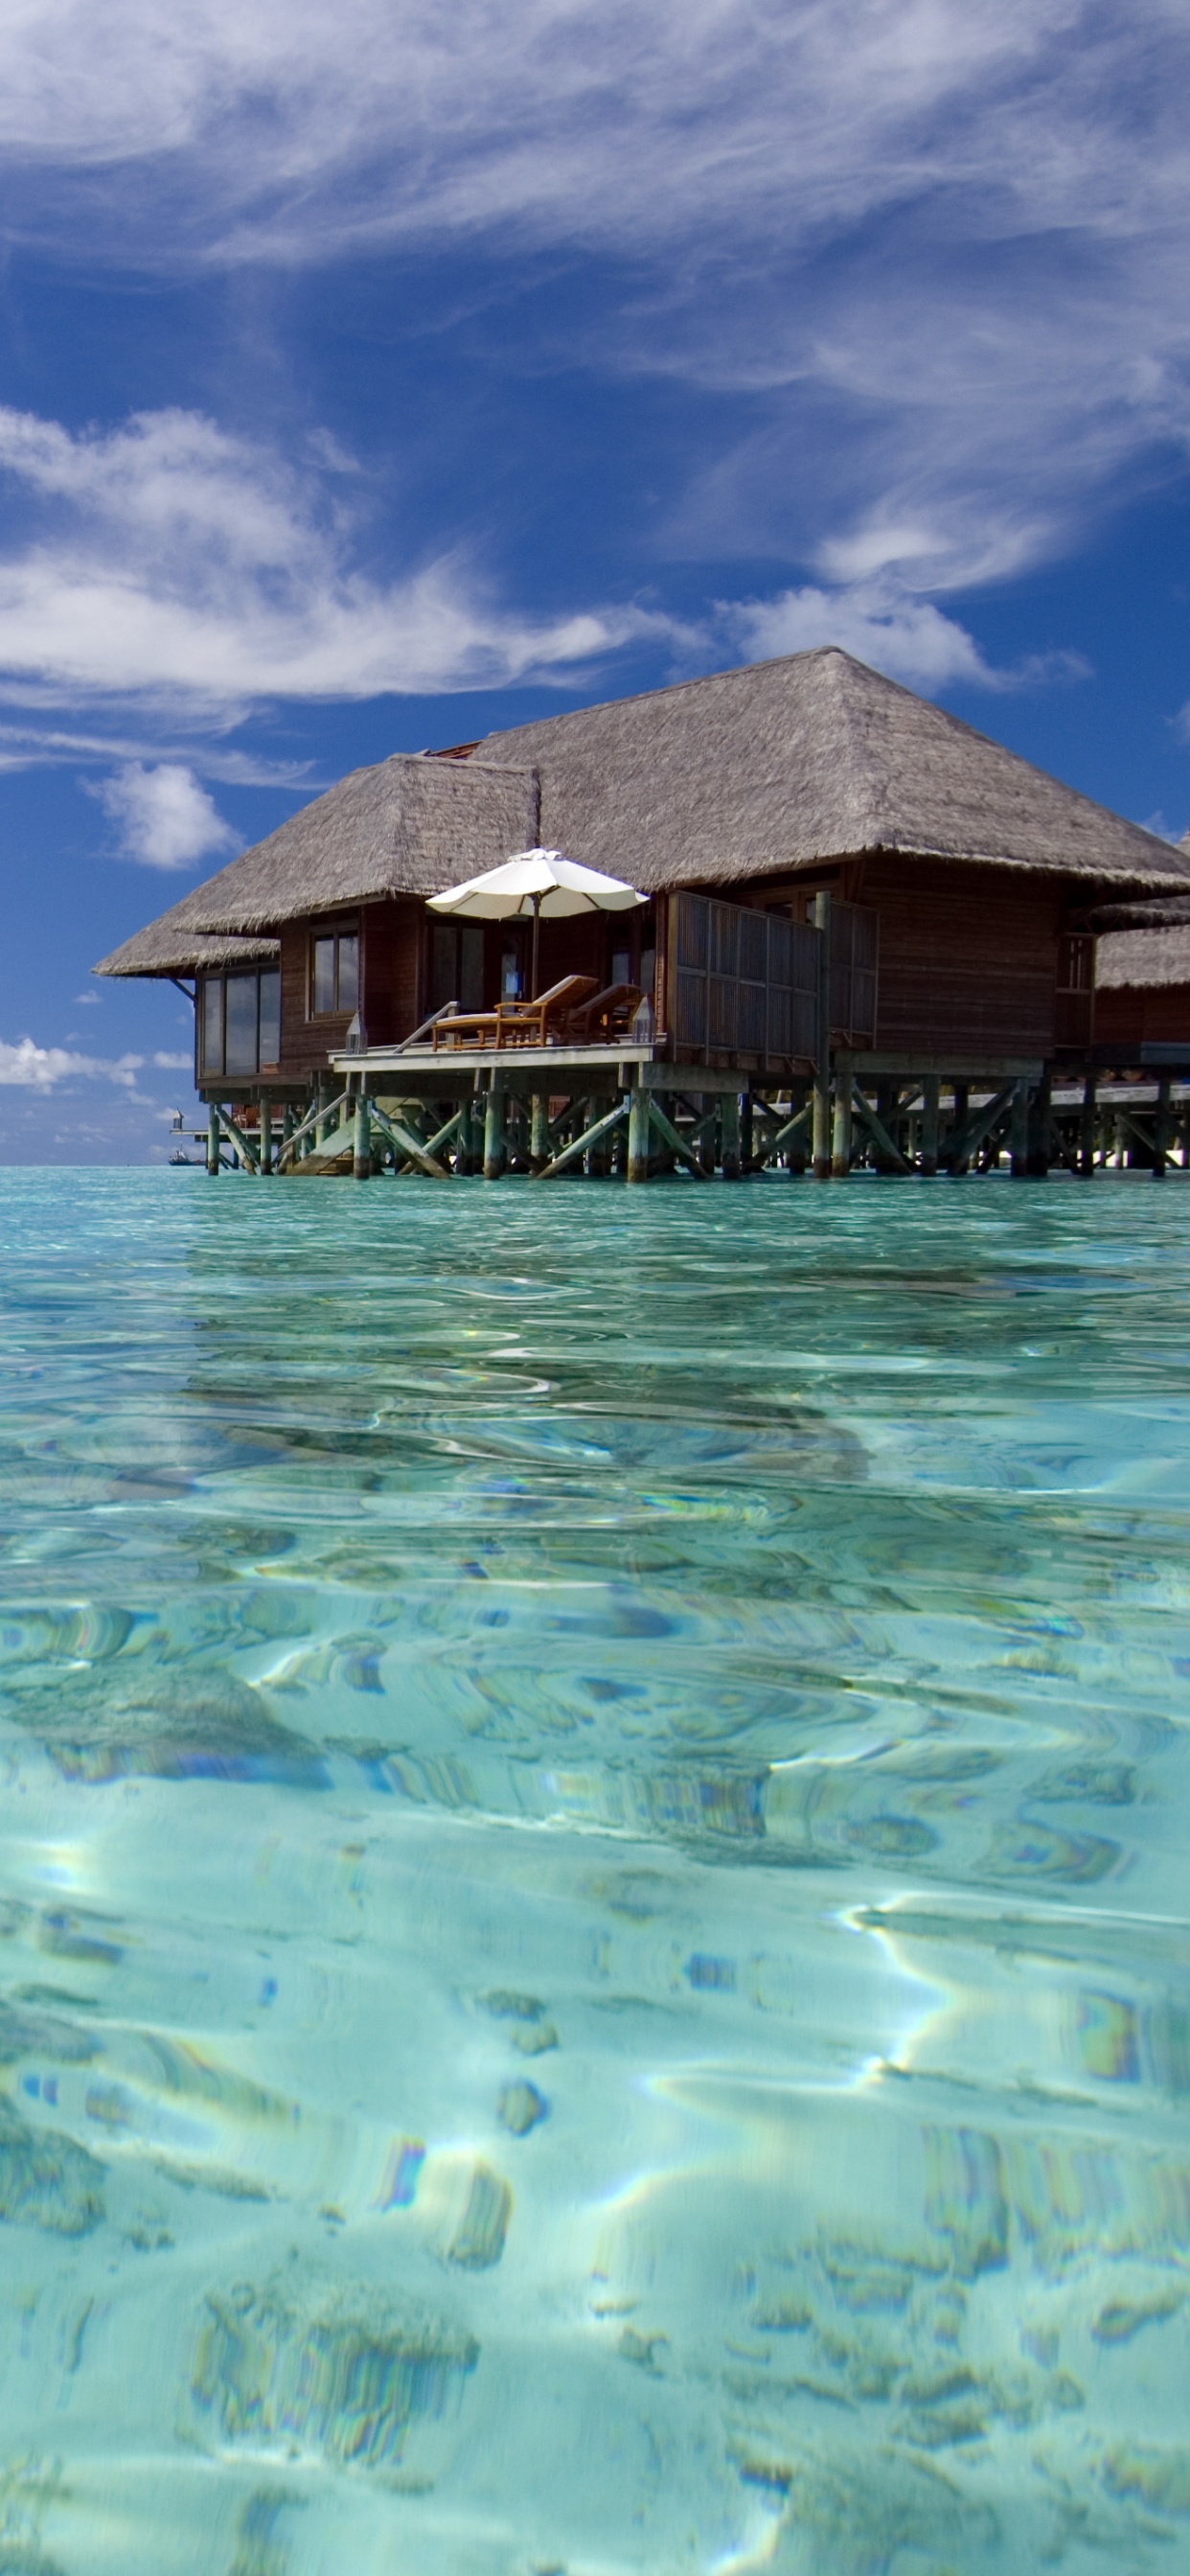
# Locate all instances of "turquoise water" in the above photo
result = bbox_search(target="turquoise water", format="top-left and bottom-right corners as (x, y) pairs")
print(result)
(0, 1168), (1187, 2573)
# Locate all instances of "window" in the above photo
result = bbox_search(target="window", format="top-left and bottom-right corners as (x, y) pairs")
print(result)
(310, 924), (359, 1017)
(430, 921), (485, 1014)
(198, 967), (282, 1077)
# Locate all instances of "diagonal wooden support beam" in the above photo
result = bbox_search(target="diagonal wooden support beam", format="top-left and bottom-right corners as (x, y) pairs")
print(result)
(391, 1104), (468, 1173)
(646, 1096), (711, 1178)
(768, 1101), (812, 1153)
(276, 1091), (350, 1165)
(216, 1106), (262, 1173)
(367, 1101), (450, 1177)
(944, 1081), (1015, 1173)
(849, 1089), (910, 1174)
(536, 1099), (628, 1179)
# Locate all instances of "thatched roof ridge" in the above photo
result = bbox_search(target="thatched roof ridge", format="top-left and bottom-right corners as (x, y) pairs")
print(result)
(184, 752), (538, 936)
(1085, 894), (1190, 933)
(1097, 927), (1190, 992)
(478, 647), (1190, 894)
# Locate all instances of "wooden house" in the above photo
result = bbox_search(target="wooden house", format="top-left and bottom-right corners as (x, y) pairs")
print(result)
(1090, 893), (1190, 1070)
(95, 649), (1190, 1177)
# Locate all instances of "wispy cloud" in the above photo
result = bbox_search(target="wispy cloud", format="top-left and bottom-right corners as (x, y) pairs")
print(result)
(88, 760), (239, 868)
(0, 405), (662, 712)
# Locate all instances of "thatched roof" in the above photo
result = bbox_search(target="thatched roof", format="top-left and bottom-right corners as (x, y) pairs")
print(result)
(1084, 894), (1190, 933)
(1097, 927), (1190, 992)
(94, 752), (538, 972)
(478, 649), (1190, 893)
(95, 891), (280, 980)
(96, 648), (1190, 977)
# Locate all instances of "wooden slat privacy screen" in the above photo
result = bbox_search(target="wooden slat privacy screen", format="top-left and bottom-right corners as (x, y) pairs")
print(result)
(829, 901), (880, 1048)
(670, 892), (877, 1062)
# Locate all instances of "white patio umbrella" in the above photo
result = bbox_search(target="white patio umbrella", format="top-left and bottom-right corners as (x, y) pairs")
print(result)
(427, 848), (645, 998)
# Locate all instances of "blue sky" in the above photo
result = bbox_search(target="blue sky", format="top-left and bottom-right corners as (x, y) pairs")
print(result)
(1, 0), (1189, 1159)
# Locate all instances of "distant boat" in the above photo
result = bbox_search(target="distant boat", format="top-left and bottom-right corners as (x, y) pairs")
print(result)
(168, 1149), (203, 1166)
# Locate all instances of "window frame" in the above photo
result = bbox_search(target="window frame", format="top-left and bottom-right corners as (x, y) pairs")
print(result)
(197, 965), (282, 1078)
(308, 920), (360, 1020)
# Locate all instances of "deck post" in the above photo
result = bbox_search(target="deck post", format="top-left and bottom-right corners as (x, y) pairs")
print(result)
(741, 1094), (754, 1168)
(920, 1075), (940, 1177)
(259, 1098), (272, 1176)
(314, 1074), (333, 1151)
(1010, 1076), (1031, 1179)
(530, 1092), (550, 1170)
(483, 1081), (506, 1180)
(207, 1101), (220, 1176)
(831, 1067), (853, 1177)
(628, 1085), (651, 1184)
(353, 1092), (372, 1179)
(950, 1082), (970, 1175)
(697, 1094), (717, 1175)
(1154, 1071), (1172, 1179)
(1028, 1068), (1052, 1177)
(1079, 1068), (1097, 1176)
(811, 889), (832, 1179)
(812, 1077), (832, 1179)
(721, 1090), (742, 1181)
(784, 1084), (809, 1175)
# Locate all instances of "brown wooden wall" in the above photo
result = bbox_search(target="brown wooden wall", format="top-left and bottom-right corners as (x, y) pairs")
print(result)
(850, 855), (1064, 1057)
(1094, 980), (1190, 1048)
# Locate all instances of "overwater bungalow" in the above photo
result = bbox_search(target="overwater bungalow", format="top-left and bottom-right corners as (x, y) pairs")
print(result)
(97, 647), (1190, 1179)
(1090, 896), (1190, 1070)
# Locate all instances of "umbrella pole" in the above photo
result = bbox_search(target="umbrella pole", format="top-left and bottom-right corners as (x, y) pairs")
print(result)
(531, 895), (541, 1000)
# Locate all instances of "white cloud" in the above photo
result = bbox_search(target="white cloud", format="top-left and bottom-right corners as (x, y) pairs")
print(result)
(152, 1050), (193, 1068)
(723, 583), (995, 693)
(90, 760), (239, 868)
(0, 1038), (144, 1090)
(0, 405), (662, 711)
(722, 580), (1090, 693)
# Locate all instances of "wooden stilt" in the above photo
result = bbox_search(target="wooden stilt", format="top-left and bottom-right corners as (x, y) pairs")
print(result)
(1079, 1067), (1097, 1176)
(353, 1092), (372, 1179)
(740, 1094), (754, 1168)
(207, 1101), (220, 1175)
(721, 1091), (743, 1181)
(831, 1066), (853, 1177)
(949, 1082), (969, 1175)
(1010, 1077), (1031, 1178)
(259, 1098), (273, 1175)
(315, 1074), (333, 1151)
(920, 1075), (940, 1177)
(628, 1085), (651, 1184)
(1155, 1072), (1171, 1179)
(530, 1092), (550, 1170)
(1027, 1068), (1052, 1178)
(483, 1082), (506, 1180)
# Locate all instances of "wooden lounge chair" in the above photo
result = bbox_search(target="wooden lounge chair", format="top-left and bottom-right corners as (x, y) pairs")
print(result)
(565, 983), (644, 1043)
(430, 1007), (501, 1051)
(494, 975), (600, 1047)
